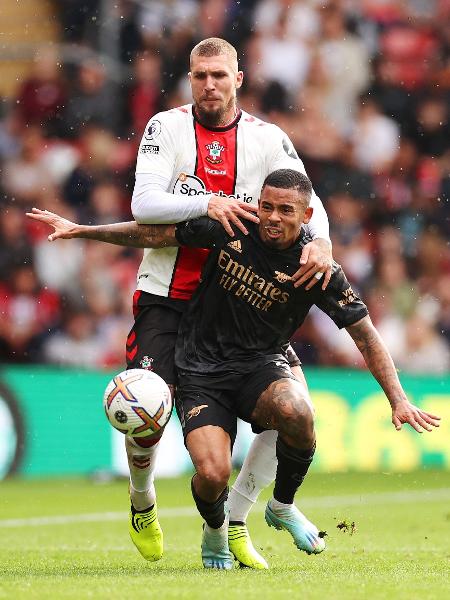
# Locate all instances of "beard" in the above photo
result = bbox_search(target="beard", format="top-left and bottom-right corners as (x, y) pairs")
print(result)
(195, 95), (236, 128)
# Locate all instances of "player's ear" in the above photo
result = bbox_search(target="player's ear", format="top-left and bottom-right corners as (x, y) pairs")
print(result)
(302, 207), (313, 224)
(236, 71), (244, 89)
(188, 71), (192, 83)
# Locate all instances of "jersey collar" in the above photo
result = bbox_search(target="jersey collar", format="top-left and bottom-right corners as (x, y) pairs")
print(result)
(192, 105), (242, 132)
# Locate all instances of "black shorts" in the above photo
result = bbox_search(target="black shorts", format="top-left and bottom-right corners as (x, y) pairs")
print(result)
(176, 360), (297, 446)
(126, 291), (186, 385)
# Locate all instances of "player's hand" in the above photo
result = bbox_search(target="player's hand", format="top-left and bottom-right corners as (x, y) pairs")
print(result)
(392, 401), (441, 433)
(207, 195), (259, 237)
(292, 238), (333, 290)
(26, 208), (79, 241)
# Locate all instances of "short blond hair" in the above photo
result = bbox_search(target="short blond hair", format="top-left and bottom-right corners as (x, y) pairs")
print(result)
(190, 38), (238, 69)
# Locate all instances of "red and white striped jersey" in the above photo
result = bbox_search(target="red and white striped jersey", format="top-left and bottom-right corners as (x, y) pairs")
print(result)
(133, 104), (330, 300)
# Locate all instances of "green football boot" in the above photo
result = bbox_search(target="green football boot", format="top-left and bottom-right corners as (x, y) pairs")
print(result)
(129, 503), (163, 561)
(265, 500), (326, 555)
(228, 523), (269, 569)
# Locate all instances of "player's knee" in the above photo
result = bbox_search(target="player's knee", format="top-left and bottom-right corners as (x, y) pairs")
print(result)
(277, 391), (315, 448)
(196, 457), (231, 492)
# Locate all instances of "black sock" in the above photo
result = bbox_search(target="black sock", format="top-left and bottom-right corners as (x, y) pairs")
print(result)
(273, 437), (316, 504)
(191, 476), (228, 529)
(131, 503), (154, 514)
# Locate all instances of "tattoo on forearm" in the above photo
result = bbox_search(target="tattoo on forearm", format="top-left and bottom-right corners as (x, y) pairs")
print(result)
(81, 222), (177, 248)
(348, 316), (407, 407)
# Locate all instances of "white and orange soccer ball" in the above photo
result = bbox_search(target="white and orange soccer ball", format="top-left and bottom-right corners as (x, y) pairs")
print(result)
(103, 369), (172, 437)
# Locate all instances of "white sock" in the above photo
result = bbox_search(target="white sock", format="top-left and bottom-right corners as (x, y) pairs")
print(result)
(126, 436), (160, 510)
(228, 430), (278, 523)
(268, 497), (293, 511)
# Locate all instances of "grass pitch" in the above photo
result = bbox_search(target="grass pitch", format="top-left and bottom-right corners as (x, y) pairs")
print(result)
(0, 471), (449, 600)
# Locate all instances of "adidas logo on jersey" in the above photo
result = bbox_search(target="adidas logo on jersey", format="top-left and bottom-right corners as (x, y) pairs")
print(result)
(274, 271), (292, 283)
(227, 240), (242, 253)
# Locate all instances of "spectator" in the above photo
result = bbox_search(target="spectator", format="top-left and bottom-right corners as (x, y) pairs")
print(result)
(327, 191), (374, 287)
(0, 109), (22, 161)
(0, 265), (61, 361)
(124, 51), (163, 137)
(253, 0), (320, 44)
(197, 0), (234, 39)
(317, 4), (370, 134)
(138, 0), (197, 51)
(374, 254), (418, 319)
(62, 125), (119, 215)
(89, 181), (128, 224)
(397, 312), (450, 375)
(15, 46), (67, 135)
(0, 206), (34, 279)
(33, 204), (85, 298)
(289, 84), (344, 163)
(57, 0), (100, 43)
(413, 96), (449, 158)
(1, 125), (54, 205)
(65, 58), (117, 136)
(43, 310), (104, 368)
(352, 96), (400, 173)
(247, 8), (311, 95)
(378, 23), (440, 92)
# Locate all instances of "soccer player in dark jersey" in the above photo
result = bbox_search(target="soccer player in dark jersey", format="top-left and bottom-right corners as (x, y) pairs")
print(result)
(28, 169), (440, 570)
(127, 37), (333, 569)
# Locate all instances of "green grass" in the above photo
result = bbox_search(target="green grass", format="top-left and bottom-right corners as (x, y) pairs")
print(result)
(1, 471), (449, 599)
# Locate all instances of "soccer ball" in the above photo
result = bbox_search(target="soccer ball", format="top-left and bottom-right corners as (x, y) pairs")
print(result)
(103, 369), (172, 437)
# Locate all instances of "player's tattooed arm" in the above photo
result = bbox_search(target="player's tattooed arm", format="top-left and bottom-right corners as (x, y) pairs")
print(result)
(347, 315), (440, 433)
(26, 208), (178, 248)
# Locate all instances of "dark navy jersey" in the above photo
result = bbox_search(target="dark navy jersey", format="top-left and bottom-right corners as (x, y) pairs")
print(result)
(175, 218), (368, 375)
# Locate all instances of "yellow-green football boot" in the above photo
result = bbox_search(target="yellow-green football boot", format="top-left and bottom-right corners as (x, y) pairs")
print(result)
(228, 523), (269, 569)
(129, 503), (163, 561)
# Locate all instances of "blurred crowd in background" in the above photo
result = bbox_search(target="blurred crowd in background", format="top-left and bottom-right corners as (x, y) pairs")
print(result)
(0, 0), (449, 373)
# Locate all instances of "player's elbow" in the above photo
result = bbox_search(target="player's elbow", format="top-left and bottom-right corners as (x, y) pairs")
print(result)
(131, 192), (147, 224)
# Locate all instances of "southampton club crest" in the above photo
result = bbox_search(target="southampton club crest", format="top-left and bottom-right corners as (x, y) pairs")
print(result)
(205, 141), (225, 164)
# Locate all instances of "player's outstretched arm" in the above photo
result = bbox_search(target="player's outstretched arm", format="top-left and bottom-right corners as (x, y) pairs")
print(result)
(26, 208), (178, 248)
(346, 315), (441, 433)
